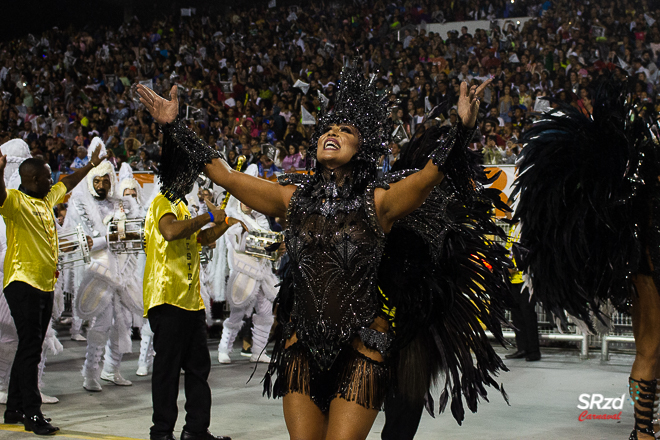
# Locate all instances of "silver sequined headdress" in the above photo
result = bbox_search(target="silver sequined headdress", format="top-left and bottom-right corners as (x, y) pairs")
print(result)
(310, 62), (392, 166)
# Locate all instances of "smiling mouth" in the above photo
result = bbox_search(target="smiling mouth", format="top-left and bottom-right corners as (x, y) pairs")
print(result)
(324, 139), (340, 150)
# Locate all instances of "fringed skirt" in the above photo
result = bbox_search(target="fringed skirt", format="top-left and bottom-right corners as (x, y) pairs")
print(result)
(270, 341), (390, 413)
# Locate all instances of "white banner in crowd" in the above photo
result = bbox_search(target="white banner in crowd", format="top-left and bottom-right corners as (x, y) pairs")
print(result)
(318, 92), (329, 109)
(139, 79), (153, 90)
(421, 17), (534, 38)
(293, 79), (310, 95)
(301, 106), (316, 125)
(534, 96), (552, 113)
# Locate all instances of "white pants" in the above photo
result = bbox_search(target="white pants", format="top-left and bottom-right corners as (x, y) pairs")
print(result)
(218, 290), (274, 355)
(82, 293), (133, 379)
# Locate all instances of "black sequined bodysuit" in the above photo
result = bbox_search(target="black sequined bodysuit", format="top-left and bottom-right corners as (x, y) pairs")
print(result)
(281, 167), (386, 371)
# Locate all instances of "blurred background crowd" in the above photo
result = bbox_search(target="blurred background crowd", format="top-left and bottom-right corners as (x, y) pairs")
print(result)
(1, 0), (659, 179)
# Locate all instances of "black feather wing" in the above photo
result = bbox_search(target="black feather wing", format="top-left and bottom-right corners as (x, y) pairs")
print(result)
(512, 80), (648, 325)
(380, 125), (513, 425)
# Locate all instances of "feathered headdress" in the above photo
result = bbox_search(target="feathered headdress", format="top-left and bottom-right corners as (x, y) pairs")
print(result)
(310, 62), (392, 166)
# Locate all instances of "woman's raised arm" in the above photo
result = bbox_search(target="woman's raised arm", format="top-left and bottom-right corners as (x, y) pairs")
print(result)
(203, 158), (296, 218)
(374, 80), (490, 233)
(137, 84), (296, 218)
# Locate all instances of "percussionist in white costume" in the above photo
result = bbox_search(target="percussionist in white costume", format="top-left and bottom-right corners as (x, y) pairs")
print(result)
(63, 139), (144, 392)
(217, 165), (278, 364)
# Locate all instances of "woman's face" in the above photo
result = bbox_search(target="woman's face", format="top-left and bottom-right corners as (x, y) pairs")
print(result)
(316, 124), (359, 170)
(228, 150), (236, 160)
(288, 145), (296, 155)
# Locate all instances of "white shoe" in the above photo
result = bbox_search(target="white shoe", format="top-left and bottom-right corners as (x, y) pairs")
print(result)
(83, 377), (102, 392)
(136, 365), (150, 376)
(0, 390), (7, 404)
(218, 352), (231, 364)
(70, 334), (87, 341)
(100, 370), (132, 386)
(40, 392), (59, 404)
(250, 352), (271, 364)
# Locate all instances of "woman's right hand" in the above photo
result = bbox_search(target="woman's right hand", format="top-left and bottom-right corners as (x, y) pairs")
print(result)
(136, 85), (179, 125)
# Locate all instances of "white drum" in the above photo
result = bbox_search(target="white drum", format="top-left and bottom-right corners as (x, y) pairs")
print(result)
(57, 225), (91, 270)
(107, 219), (145, 254)
(245, 231), (283, 261)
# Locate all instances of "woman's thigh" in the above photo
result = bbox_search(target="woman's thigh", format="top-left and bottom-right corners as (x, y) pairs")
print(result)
(325, 396), (379, 440)
(283, 392), (328, 440)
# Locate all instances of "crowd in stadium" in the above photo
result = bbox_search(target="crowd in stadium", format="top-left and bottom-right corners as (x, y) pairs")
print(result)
(0, 0), (659, 176)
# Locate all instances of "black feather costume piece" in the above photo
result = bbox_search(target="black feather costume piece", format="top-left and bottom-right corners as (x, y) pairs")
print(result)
(379, 124), (513, 423)
(158, 118), (220, 203)
(512, 78), (660, 326)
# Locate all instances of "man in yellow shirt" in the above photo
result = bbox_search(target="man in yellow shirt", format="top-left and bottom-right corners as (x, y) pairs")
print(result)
(0, 145), (102, 435)
(143, 193), (239, 440)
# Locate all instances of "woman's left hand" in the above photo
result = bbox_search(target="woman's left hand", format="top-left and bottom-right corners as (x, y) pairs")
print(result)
(457, 79), (492, 129)
(136, 85), (179, 125)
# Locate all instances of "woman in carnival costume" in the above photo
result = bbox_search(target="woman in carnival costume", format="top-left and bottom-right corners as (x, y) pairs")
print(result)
(513, 74), (660, 440)
(136, 64), (512, 439)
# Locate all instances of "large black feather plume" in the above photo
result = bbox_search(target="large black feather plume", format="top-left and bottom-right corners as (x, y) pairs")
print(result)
(379, 123), (513, 424)
(512, 77), (657, 326)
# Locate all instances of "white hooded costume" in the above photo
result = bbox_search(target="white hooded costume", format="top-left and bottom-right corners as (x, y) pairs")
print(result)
(186, 182), (213, 324)
(116, 163), (154, 377)
(0, 139), (63, 404)
(63, 138), (144, 391)
(217, 165), (278, 364)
